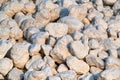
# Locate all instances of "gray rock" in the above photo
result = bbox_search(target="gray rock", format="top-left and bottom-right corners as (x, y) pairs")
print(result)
(66, 56), (89, 74)
(100, 68), (120, 80)
(59, 16), (84, 34)
(10, 41), (30, 69)
(0, 58), (13, 76)
(57, 70), (77, 80)
(0, 40), (12, 59)
(70, 41), (89, 59)
(8, 67), (24, 80)
(86, 54), (104, 69)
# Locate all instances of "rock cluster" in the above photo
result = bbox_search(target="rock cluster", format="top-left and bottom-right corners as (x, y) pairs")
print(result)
(0, 0), (120, 80)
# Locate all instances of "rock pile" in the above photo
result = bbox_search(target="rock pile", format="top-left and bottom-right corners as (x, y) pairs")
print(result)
(0, 0), (120, 80)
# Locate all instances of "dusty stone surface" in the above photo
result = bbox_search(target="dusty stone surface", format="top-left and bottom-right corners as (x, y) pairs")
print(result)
(66, 56), (89, 74)
(8, 68), (24, 80)
(0, 0), (120, 80)
(0, 58), (13, 76)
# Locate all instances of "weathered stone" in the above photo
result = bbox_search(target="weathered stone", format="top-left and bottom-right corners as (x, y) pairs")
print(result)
(103, 0), (116, 5)
(59, 16), (84, 34)
(88, 39), (99, 49)
(70, 41), (89, 59)
(72, 31), (83, 41)
(78, 73), (94, 80)
(98, 51), (108, 60)
(57, 64), (68, 73)
(0, 58), (13, 76)
(86, 54), (104, 69)
(66, 56), (89, 74)
(8, 68), (24, 80)
(108, 49), (118, 58)
(45, 23), (68, 38)
(57, 70), (77, 80)
(47, 37), (56, 47)
(50, 44), (71, 63)
(105, 56), (120, 69)
(47, 76), (61, 80)
(25, 56), (45, 71)
(100, 68), (120, 80)
(0, 40), (12, 59)
(29, 44), (41, 56)
(44, 56), (55, 68)
(10, 41), (30, 69)
(30, 32), (49, 44)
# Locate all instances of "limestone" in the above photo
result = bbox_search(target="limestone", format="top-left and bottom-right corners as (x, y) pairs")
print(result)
(0, 40), (12, 59)
(105, 56), (120, 69)
(66, 56), (89, 74)
(0, 1), (24, 17)
(0, 58), (13, 76)
(78, 73), (94, 80)
(47, 76), (61, 80)
(59, 16), (84, 34)
(50, 44), (71, 63)
(34, 9), (51, 27)
(72, 31), (83, 41)
(103, 0), (116, 5)
(88, 39), (99, 49)
(10, 41), (30, 69)
(47, 37), (56, 47)
(69, 5), (87, 21)
(30, 32), (49, 44)
(29, 44), (41, 56)
(57, 70), (77, 80)
(70, 41), (89, 59)
(57, 64), (68, 73)
(8, 68), (24, 80)
(25, 56), (45, 71)
(45, 23), (68, 38)
(100, 68), (120, 80)
(44, 56), (55, 68)
(24, 27), (40, 41)
(98, 51), (108, 60)
(86, 54), (104, 69)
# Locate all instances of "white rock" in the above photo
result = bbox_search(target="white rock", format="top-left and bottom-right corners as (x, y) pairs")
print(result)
(44, 56), (55, 68)
(86, 54), (104, 69)
(45, 23), (68, 38)
(66, 56), (89, 74)
(10, 41), (30, 69)
(103, 0), (116, 5)
(25, 56), (45, 71)
(0, 74), (4, 80)
(29, 44), (41, 56)
(41, 44), (52, 56)
(57, 64), (68, 73)
(0, 58), (13, 76)
(47, 37), (56, 47)
(8, 68), (24, 80)
(98, 51), (108, 60)
(47, 76), (61, 80)
(30, 32), (49, 44)
(70, 41), (89, 59)
(72, 30), (83, 41)
(0, 40), (12, 59)
(78, 73), (94, 80)
(108, 49), (118, 58)
(62, 0), (77, 8)
(105, 56), (120, 69)
(50, 44), (71, 63)
(57, 70), (77, 80)
(0, 11), (8, 22)
(59, 16), (84, 34)
(88, 39), (99, 49)
(101, 68), (120, 80)
(69, 5), (87, 21)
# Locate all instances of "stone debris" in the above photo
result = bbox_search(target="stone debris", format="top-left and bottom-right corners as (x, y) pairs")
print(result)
(0, 0), (120, 80)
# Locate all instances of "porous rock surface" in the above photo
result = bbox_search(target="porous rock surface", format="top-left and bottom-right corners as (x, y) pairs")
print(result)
(0, 0), (120, 80)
